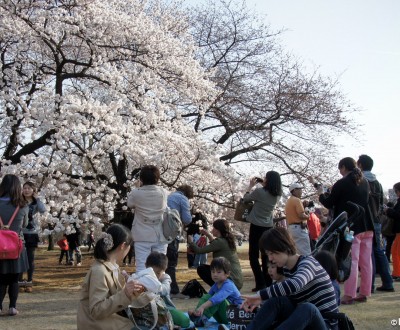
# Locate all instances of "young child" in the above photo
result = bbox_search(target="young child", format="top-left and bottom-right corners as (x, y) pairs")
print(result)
(145, 251), (191, 328)
(77, 224), (151, 330)
(189, 257), (242, 326)
(314, 250), (341, 306)
(57, 234), (70, 265)
(267, 261), (285, 283)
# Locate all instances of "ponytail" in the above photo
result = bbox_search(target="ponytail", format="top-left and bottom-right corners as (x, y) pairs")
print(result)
(93, 224), (132, 261)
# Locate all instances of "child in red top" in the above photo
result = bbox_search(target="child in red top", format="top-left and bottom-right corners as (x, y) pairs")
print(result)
(57, 234), (70, 265)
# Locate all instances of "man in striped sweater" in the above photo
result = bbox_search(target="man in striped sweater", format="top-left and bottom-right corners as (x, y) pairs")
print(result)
(242, 227), (338, 330)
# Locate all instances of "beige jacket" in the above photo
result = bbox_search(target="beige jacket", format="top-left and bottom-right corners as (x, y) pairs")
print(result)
(77, 260), (153, 330)
(127, 185), (168, 243)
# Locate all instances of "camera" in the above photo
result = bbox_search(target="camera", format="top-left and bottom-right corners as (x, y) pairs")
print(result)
(255, 177), (264, 183)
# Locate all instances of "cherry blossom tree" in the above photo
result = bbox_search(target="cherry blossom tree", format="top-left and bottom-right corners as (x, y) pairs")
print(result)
(187, 0), (357, 189)
(0, 0), (357, 236)
(0, 0), (237, 234)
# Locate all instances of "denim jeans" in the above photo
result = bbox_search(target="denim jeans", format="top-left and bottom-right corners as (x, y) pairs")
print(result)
(247, 296), (329, 330)
(372, 223), (394, 289)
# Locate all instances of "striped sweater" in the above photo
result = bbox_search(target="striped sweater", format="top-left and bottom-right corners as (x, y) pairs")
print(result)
(259, 255), (338, 328)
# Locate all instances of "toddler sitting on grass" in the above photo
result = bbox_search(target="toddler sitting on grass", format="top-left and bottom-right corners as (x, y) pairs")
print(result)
(189, 257), (243, 327)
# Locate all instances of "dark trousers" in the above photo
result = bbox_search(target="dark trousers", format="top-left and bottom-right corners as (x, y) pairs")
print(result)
(249, 223), (272, 289)
(166, 239), (180, 294)
(19, 246), (36, 282)
(384, 235), (395, 262)
(372, 223), (394, 289)
(0, 273), (19, 309)
(197, 264), (214, 287)
(247, 296), (329, 330)
(59, 250), (69, 264)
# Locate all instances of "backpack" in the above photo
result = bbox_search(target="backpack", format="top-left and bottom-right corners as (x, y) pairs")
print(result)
(307, 213), (321, 240)
(323, 311), (355, 330)
(162, 207), (182, 243)
(0, 207), (23, 260)
(181, 279), (207, 298)
(125, 295), (174, 330)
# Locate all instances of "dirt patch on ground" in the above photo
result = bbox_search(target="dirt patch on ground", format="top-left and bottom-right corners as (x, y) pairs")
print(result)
(1, 244), (399, 329)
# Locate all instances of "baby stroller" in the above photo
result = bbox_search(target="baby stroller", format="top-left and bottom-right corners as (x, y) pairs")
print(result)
(312, 201), (365, 282)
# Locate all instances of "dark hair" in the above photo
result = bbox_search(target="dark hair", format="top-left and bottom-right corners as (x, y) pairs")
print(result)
(213, 219), (236, 251)
(94, 224), (133, 261)
(267, 261), (284, 276)
(393, 182), (400, 193)
(314, 250), (338, 280)
(139, 165), (160, 185)
(263, 171), (282, 196)
(357, 154), (374, 171)
(23, 181), (38, 203)
(260, 227), (297, 255)
(0, 174), (26, 207)
(210, 257), (231, 274)
(338, 157), (362, 185)
(145, 251), (168, 270)
(176, 185), (194, 199)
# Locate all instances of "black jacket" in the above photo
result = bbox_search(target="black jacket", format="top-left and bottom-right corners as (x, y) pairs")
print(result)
(387, 198), (400, 234)
(319, 175), (374, 235)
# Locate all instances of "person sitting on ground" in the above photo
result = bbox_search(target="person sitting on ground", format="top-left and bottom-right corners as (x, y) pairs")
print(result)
(77, 224), (151, 330)
(188, 219), (243, 290)
(189, 257), (243, 327)
(144, 251), (191, 328)
(267, 261), (285, 283)
(314, 250), (341, 306)
(241, 227), (338, 330)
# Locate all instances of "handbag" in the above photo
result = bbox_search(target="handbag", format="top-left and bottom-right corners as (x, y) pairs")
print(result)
(381, 214), (395, 236)
(0, 206), (24, 260)
(234, 198), (253, 222)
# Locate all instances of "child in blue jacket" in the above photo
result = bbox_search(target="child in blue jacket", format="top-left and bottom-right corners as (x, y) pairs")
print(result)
(189, 257), (242, 326)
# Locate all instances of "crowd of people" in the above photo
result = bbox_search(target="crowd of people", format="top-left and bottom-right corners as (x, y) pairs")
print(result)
(0, 153), (399, 330)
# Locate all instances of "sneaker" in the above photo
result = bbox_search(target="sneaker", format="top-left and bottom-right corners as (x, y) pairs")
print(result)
(353, 295), (367, 303)
(188, 313), (208, 327)
(218, 325), (229, 330)
(76, 263), (82, 266)
(376, 286), (395, 292)
(170, 292), (190, 299)
(9, 307), (18, 316)
(18, 281), (26, 287)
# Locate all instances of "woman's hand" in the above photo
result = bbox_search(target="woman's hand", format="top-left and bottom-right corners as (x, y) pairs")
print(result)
(124, 280), (145, 298)
(240, 294), (262, 312)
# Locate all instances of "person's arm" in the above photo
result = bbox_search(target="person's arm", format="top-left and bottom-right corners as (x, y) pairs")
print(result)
(127, 190), (137, 209)
(189, 237), (223, 254)
(386, 204), (400, 221)
(242, 179), (259, 202)
(179, 197), (192, 225)
(295, 199), (309, 220)
(259, 258), (315, 300)
(158, 273), (172, 296)
(88, 268), (133, 319)
(35, 198), (47, 214)
(318, 180), (341, 210)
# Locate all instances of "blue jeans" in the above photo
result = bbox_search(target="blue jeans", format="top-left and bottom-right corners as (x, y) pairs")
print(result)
(247, 296), (329, 330)
(372, 223), (394, 289)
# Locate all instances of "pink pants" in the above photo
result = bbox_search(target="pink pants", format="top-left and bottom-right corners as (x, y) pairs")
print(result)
(344, 230), (373, 298)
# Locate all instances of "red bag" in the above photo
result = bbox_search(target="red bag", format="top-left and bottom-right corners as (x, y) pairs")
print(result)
(307, 212), (321, 240)
(0, 207), (24, 260)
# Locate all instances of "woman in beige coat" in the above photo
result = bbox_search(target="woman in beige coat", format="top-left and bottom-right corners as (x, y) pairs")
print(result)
(77, 224), (153, 330)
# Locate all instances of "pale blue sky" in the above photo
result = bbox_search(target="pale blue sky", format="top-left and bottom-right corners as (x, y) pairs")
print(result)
(248, 0), (399, 190)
